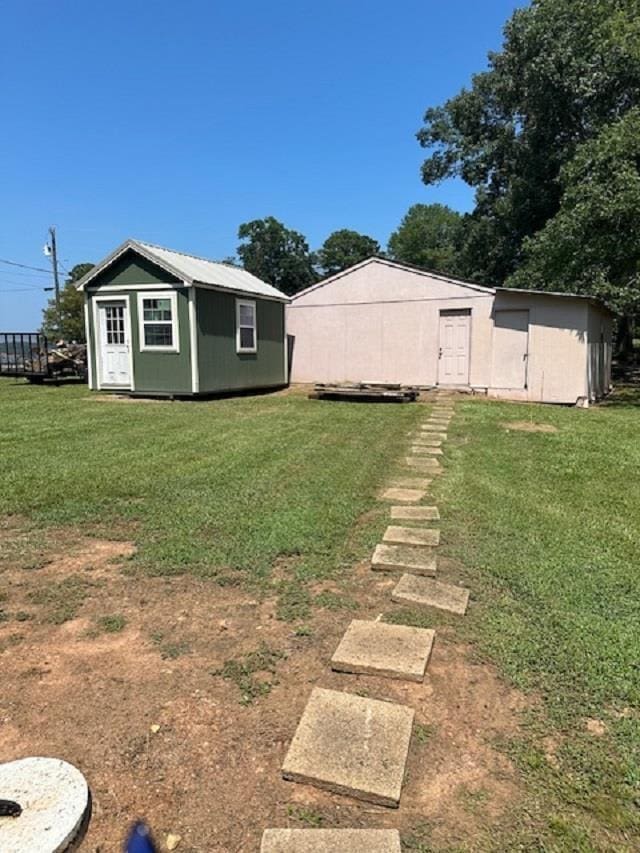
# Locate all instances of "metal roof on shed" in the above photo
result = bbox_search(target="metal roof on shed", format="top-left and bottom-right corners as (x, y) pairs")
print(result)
(76, 238), (289, 301)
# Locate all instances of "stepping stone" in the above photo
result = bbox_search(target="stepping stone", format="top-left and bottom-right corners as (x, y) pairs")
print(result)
(404, 457), (441, 471)
(392, 574), (470, 615)
(421, 422), (448, 430)
(383, 526), (440, 546)
(261, 829), (401, 852)
(411, 435), (443, 447)
(419, 432), (447, 442)
(281, 687), (414, 807)
(371, 543), (437, 576)
(388, 476), (432, 489)
(380, 487), (425, 503)
(331, 619), (435, 682)
(411, 445), (443, 456)
(390, 505), (440, 521)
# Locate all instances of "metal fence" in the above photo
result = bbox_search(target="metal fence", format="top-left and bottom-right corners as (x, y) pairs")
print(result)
(0, 333), (49, 377)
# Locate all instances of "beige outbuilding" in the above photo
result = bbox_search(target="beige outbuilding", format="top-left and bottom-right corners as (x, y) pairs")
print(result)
(287, 258), (613, 405)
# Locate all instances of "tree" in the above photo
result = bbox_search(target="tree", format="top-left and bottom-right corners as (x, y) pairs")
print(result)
(237, 217), (316, 296)
(508, 108), (640, 352)
(417, 0), (640, 284)
(316, 229), (380, 277)
(387, 204), (463, 275)
(41, 262), (94, 341)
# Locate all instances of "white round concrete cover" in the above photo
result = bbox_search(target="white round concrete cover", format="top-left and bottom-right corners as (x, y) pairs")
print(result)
(0, 757), (89, 852)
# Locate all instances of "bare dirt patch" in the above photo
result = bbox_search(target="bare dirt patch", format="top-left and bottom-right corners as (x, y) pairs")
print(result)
(0, 527), (527, 852)
(501, 420), (558, 434)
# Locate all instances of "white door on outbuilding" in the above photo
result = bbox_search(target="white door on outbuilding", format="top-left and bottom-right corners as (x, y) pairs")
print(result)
(97, 300), (131, 387)
(438, 309), (471, 385)
(492, 309), (529, 388)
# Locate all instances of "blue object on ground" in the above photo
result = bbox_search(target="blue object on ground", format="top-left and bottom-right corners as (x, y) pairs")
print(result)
(125, 821), (157, 852)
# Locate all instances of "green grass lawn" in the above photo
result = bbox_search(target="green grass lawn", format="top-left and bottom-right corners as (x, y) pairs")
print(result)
(0, 380), (419, 617)
(429, 393), (640, 850)
(2, 379), (639, 849)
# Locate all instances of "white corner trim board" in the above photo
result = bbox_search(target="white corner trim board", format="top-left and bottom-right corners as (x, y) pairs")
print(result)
(188, 287), (200, 394)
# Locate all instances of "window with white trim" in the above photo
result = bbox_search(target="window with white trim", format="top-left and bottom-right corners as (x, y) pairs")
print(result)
(138, 292), (179, 352)
(236, 299), (257, 353)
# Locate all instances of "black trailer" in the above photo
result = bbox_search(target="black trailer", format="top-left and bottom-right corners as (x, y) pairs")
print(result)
(0, 333), (86, 383)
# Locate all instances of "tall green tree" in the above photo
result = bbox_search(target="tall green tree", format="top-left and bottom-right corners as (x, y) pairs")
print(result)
(237, 217), (316, 296)
(417, 0), (640, 284)
(316, 229), (380, 277)
(509, 108), (640, 352)
(41, 262), (94, 341)
(387, 204), (463, 275)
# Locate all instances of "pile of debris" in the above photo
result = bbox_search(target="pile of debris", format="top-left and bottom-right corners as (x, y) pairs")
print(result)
(310, 382), (421, 403)
(48, 340), (87, 371)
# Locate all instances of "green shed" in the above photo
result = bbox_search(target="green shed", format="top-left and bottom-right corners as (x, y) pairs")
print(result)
(76, 239), (289, 396)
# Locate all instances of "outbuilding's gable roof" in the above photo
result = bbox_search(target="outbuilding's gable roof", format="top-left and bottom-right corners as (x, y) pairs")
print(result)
(290, 257), (496, 301)
(290, 256), (612, 314)
(75, 239), (289, 301)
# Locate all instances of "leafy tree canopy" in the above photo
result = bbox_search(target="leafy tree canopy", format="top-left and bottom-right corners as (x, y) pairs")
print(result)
(41, 262), (94, 341)
(417, 0), (640, 285)
(387, 204), (463, 276)
(509, 108), (640, 319)
(237, 216), (316, 296)
(316, 229), (380, 277)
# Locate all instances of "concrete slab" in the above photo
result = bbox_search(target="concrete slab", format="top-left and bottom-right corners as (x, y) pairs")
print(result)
(281, 687), (414, 807)
(411, 445), (443, 456)
(420, 424), (448, 433)
(261, 829), (401, 853)
(388, 476), (432, 489)
(404, 457), (442, 470)
(390, 505), (440, 521)
(331, 619), (435, 682)
(392, 574), (470, 615)
(383, 526), (440, 546)
(379, 487), (425, 503)
(371, 543), (437, 576)
(0, 758), (90, 853)
(419, 432), (447, 442)
(411, 435), (443, 447)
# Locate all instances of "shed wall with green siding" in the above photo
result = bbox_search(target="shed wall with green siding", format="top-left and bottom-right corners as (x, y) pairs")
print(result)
(85, 249), (286, 396)
(195, 288), (286, 393)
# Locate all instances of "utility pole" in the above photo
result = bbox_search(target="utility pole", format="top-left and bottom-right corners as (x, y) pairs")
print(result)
(48, 226), (61, 336)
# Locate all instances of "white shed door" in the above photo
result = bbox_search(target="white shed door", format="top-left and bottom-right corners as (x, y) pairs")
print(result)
(492, 310), (529, 388)
(98, 301), (131, 387)
(438, 310), (471, 385)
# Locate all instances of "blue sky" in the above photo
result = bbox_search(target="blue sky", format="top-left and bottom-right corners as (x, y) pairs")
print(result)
(1, 0), (523, 328)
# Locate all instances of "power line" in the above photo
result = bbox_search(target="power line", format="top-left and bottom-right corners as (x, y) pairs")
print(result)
(0, 287), (48, 293)
(0, 258), (52, 274)
(0, 278), (49, 290)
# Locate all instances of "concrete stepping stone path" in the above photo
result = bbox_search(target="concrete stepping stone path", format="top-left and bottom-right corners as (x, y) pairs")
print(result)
(281, 687), (414, 807)
(411, 445), (443, 455)
(371, 543), (437, 576)
(331, 619), (435, 682)
(392, 574), (470, 615)
(383, 526), (440, 547)
(260, 829), (401, 852)
(420, 424), (448, 433)
(379, 487), (426, 503)
(390, 505), (440, 521)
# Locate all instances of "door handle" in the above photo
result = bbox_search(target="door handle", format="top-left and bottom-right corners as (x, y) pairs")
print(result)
(439, 348), (443, 359)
